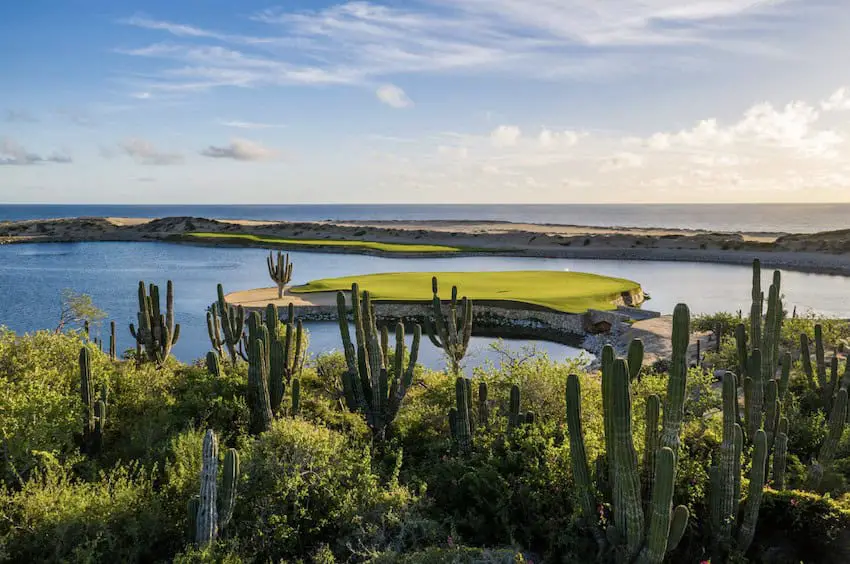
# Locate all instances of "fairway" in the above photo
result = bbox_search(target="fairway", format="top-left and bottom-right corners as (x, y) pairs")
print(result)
(185, 232), (464, 253)
(291, 270), (642, 313)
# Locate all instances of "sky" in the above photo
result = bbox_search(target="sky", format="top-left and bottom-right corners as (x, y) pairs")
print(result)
(1, 0), (850, 204)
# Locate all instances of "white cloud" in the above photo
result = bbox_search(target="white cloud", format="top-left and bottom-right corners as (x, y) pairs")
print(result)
(116, 1), (801, 94)
(490, 125), (521, 147)
(0, 137), (71, 165)
(118, 138), (184, 165)
(600, 152), (644, 171)
(200, 138), (279, 161)
(217, 119), (286, 129)
(822, 87), (850, 111)
(376, 84), (413, 108)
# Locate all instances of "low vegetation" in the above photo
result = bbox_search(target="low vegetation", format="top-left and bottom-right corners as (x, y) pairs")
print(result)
(185, 232), (466, 253)
(1, 263), (849, 563)
(294, 270), (642, 313)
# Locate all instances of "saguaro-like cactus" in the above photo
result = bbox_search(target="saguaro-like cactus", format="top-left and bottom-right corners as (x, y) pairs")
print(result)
(192, 430), (240, 547)
(206, 350), (222, 378)
(709, 372), (769, 559)
(246, 313), (274, 435)
(425, 277), (472, 375)
(808, 387), (849, 489)
(267, 251), (293, 299)
(216, 284), (246, 364)
(267, 304), (305, 415)
(449, 377), (473, 453)
(566, 357), (689, 563)
(129, 280), (180, 365)
(478, 381), (489, 428)
(206, 309), (224, 360)
(337, 284), (420, 439)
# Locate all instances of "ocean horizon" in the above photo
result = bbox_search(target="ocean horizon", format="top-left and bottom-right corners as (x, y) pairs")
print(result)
(1, 203), (847, 234)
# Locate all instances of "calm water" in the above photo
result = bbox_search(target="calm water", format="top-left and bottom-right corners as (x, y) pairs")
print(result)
(2, 204), (848, 234)
(2, 241), (850, 365)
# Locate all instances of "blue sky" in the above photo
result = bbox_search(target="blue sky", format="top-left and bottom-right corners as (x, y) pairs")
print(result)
(2, 0), (850, 203)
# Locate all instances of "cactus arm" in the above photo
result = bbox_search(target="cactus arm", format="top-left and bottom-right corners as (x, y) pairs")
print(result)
(478, 381), (489, 428)
(736, 430), (768, 553)
(773, 429), (788, 490)
(291, 378), (301, 415)
(809, 387), (848, 489)
(637, 447), (681, 564)
(206, 351), (222, 377)
(628, 339), (644, 382)
(815, 324), (827, 391)
(219, 448), (239, 533)
(779, 352), (791, 400)
(247, 337), (273, 435)
(735, 324), (748, 383)
(643, 394), (661, 513)
(660, 303), (689, 462)
(453, 377), (472, 453)
(508, 385), (520, 431)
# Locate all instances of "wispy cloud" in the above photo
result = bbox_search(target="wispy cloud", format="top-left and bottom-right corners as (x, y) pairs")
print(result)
(200, 138), (279, 161)
(118, 138), (184, 165)
(216, 119), (287, 129)
(116, 1), (800, 96)
(0, 138), (71, 165)
(5, 109), (38, 123)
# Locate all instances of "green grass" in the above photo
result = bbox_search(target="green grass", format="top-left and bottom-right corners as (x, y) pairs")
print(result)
(292, 270), (642, 313)
(185, 232), (464, 253)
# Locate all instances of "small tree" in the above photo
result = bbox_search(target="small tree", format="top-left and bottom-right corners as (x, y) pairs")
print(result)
(56, 289), (106, 335)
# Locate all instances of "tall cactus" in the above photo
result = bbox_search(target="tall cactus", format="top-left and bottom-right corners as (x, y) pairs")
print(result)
(216, 284), (246, 364)
(449, 377), (473, 454)
(337, 284), (420, 439)
(478, 381), (489, 428)
(661, 304), (689, 461)
(79, 347), (96, 455)
(129, 280), (180, 365)
(267, 251), (293, 299)
(565, 355), (689, 563)
(192, 430), (240, 547)
(206, 350), (222, 378)
(246, 313), (274, 435)
(808, 387), (849, 490)
(709, 372), (769, 559)
(425, 277), (472, 375)
(772, 418), (789, 490)
(266, 304), (305, 415)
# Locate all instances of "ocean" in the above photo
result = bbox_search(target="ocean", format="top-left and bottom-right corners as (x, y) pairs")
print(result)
(1, 203), (846, 234)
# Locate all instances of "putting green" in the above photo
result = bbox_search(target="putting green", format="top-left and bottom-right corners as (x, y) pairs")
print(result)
(291, 270), (642, 313)
(185, 232), (463, 253)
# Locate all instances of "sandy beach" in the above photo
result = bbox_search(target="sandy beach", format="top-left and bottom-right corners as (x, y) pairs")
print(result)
(2, 215), (850, 275)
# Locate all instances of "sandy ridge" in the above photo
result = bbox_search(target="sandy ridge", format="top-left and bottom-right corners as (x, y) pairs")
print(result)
(2, 215), (850, 275)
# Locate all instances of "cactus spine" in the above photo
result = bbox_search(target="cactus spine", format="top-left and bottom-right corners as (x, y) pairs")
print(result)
(337, 284), (420, 439)
(425, 277), (472, 375)
(267, 251), (293, 299)
(192, 430), (240, 547)
(627, 338), (644, 382)
(216, 284), (246, 364)
(129, 280), (180, 366)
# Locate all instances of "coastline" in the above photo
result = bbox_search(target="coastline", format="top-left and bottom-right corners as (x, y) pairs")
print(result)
(2, 215), (850, 276)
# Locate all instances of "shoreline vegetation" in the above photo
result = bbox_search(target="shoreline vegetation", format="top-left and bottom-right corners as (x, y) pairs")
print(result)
(3, 215), (850, 274)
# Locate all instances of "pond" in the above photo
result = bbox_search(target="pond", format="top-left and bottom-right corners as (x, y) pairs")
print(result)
(2, 241), (849, 367)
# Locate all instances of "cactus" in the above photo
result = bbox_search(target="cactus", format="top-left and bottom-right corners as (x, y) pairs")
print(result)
(627, 338), (644, 382)
(772, 417), (789, 490)
(79, 347), (94, 451)
(291, 378), (301, 416)
(425, 277), (472, 375)
(643, 394), (661, 506)
(507, 384), (534, 432)
(337, 285), (420, 439)
(216, 284), (246, 364)
(206, 308), (224, 360)
(449, 377), (473, 453)
(661, 304), (689, 461)
(808, 387), (848, 490)
(478, 381), (489, 428)
(246, 313), (274, 435)
(709, 372), (769, 559)
(129, 280), (180, 366)
(267, 251), (293, 299)
(206, 350), (222, 378)
(267, 305), (305, 415)
(565, 354), (689, 563)
(109, 321), (116, 361)
(192, 430), (240, 547)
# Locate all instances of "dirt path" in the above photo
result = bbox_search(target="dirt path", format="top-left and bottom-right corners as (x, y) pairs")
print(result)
(620, 315), (714, 364)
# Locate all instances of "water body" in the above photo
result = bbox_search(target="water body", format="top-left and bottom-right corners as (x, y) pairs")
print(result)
(2, 241), (850, 366)
(2, 203), (848, 234)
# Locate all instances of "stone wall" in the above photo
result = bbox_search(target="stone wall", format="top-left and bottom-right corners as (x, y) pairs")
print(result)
(241, 300), (647, 347)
